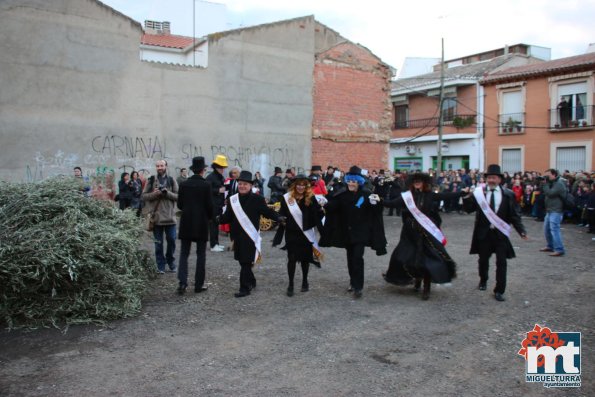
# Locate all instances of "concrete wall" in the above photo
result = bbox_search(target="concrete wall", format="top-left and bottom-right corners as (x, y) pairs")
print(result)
(0, 1), (323, 182)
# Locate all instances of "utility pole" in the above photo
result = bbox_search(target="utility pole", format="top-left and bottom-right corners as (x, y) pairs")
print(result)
(436, 38), (445, 175)
(192, 0), (196, 67)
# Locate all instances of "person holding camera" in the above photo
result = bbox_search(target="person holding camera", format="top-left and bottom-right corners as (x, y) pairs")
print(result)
(142, 160), (179, 274)
(117, 172), (134, 210)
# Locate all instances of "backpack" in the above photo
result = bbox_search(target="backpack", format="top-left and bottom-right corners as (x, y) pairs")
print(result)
(561, 190), (576, 210)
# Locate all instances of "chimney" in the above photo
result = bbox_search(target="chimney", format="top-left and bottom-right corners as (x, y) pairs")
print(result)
(162, 21), (171, 35)
(504, 44), (509, 55)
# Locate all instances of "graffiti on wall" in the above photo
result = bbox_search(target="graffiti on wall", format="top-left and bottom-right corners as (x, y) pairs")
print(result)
(23, 135), (307, 183)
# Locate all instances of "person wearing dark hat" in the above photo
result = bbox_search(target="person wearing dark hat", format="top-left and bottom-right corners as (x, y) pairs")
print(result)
(267, 166), (285, 204)
(281, 168), (294, 191)
(310, 165), (328, 196)
(319, 165), (387, 298)
(323, 166), (336, 186)
(219, 170), (286, 298)
(176, 157), (214, 294)
(382, 172), (467, 300)
(463, 164), (528, 302)
(273, 174), (325, 296)
(206, 154), (228, 252)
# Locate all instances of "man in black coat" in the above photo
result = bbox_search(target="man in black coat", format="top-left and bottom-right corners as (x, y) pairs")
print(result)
(463, 164), (528, 302)
(267, 166), (285, 204)
(219, 170), (285, 298)
(176, 157), (214, 294)
(320, 165), (387, 298)
(206, 154), (228, 252)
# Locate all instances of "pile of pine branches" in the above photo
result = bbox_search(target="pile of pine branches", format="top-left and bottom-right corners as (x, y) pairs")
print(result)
(0, 177), (154, 329)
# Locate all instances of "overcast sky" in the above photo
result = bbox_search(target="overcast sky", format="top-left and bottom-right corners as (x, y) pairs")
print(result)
(103, 0), (594, 73)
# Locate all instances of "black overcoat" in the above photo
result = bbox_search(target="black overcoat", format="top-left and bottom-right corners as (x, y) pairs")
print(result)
(319, 186), (387, 255)
(463, 187), (526, 259)
(383, 190), (461, 284)
(219, 192), (281, 263)
(177, 175), (214, 242)
(206, 171), (225, 210)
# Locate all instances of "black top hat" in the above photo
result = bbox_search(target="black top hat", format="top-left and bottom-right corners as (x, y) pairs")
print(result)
(406, 172), (432, 186)
(311, 165), (322, 172)
(274, 166), (282, 174)
(189, 156), (206, 172)
(346, 165), (362, 176)
(291, 174), (310, 184)
(485, 164), (504, 177)
(237, 170), (254, 183)
(286, 168), (292, 174)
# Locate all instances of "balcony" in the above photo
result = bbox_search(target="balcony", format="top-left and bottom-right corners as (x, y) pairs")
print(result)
(394, 114), (476, 130)
(499, 112), (524, 134)
(548, 105), (594, 131)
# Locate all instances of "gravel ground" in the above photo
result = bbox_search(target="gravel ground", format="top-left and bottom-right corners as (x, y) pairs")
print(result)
(1, 212), (593, 396)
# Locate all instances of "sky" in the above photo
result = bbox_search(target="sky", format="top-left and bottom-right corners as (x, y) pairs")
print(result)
(102, 0), (595, 75)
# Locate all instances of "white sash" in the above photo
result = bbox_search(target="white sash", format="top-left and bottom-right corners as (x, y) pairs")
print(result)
(283, 193), (324, 259)
(402, 191), (447, 245)
(229, 193), (261, 263)
(473, 187), (511, 237)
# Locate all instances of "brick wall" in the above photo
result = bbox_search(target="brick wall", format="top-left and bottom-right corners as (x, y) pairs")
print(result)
(312, 139), (388, 172)
(312, 42), (392, 171)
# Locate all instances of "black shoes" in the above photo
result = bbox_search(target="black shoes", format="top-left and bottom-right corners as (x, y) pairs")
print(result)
(353, 289), (363, 298)
(478, 282), (487, 291)
(301, 283), (309, 292)
(194, 286), (208, 293)
(287, 285), (294, 297)
(177, 285), (187, 295)
(234, 291), (250, 298)
(494, 293), (505, 302)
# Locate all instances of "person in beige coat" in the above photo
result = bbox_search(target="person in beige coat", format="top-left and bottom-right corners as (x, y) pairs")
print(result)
(142, 160), (179, 274)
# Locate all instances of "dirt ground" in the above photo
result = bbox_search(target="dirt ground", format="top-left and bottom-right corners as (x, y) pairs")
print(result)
(1, 212), (593, 396)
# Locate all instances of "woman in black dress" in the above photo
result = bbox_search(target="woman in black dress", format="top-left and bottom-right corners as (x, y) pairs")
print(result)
(274, 174), (324, 296)
(383, 172), (468, 300)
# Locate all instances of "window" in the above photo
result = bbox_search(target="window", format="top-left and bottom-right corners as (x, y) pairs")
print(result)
(556, 146), (586, 172)
(442, 97), (456, 122)
(557, 82), (588, 127)
(500, 90), (524, 133)
(501, 148), (522, 173)
(394, 105), (408, 129)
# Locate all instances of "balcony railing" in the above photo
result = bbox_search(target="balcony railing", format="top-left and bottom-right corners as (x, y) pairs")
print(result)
(548, 105), (593, 130)
(394, 114), (476, 130)
(499, 112), (525, 134)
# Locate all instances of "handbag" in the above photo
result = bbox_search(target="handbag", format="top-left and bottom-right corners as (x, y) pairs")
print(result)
(146, 199), (162, 231)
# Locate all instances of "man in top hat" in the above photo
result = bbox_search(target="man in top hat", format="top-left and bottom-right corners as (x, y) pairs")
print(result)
(267, 166), (286, 204)
(219, 170), (286, 297)
(320, 165), (387, 298)
(463, 164), (528, 302)
(310, 165), (328, 196)
(206, 154), (228, 252)
(176, 157), (214, 294)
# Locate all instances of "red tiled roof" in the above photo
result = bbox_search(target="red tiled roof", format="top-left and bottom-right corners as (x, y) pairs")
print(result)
(482, 52), (595, 84)
(141, 33), (196, 49)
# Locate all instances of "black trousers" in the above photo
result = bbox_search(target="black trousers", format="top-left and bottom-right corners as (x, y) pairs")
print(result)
(346, 243), (365, 291)
(178, 240), (206, 288)
(477, 231), (508, 294)
(239, 262), (256, 293)
(208, 220), (219, 248)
